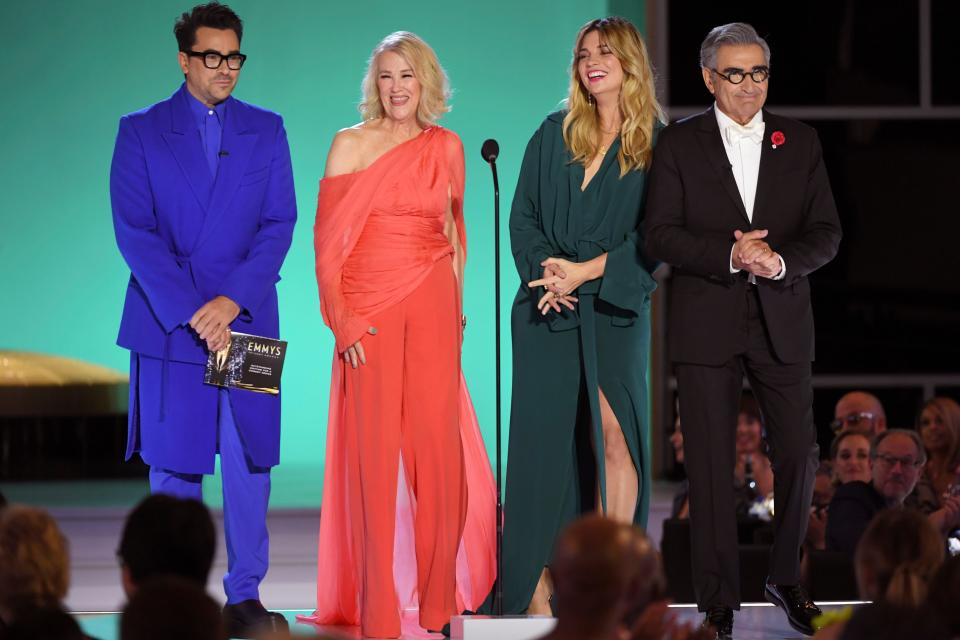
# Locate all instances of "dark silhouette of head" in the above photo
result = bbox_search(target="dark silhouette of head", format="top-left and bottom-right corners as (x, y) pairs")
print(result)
(550, 515), (663, 637)
(117, 495), (216, 596)
(120, 576), (226, 640)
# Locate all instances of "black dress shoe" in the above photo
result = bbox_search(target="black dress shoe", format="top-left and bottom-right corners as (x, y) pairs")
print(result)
(764, 582), (822, 636)
(701, 605), (734, 640)
(222, 600), (289, 639)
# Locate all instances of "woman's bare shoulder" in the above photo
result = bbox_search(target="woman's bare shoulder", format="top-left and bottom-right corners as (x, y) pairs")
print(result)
(324, 122), (377, 178)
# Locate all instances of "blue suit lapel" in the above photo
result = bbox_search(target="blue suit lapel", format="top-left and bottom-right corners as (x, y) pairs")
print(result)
(194, 100), (258, 251)
(162, 87), (214, 212)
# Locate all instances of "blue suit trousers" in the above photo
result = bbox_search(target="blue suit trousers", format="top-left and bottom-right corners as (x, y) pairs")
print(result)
(149, 389), (271, 603)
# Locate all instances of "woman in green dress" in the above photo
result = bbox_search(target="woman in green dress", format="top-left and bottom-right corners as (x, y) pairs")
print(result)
(498, 17), (664, 614)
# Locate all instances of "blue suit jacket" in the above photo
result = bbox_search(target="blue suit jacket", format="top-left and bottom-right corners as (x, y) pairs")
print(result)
(110, 84), (296, 470)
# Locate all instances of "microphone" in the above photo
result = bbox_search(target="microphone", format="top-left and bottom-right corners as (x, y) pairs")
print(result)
(481, 139), (499, 163)
(219, 150), (230, 157)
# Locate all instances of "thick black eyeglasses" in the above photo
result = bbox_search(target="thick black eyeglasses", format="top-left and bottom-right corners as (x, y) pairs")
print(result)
(185, 50), (247, 70)
(713, 66), (769, 85)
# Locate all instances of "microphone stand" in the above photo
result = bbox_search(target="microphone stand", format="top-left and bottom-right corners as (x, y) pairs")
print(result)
(481, 140), (503, 617)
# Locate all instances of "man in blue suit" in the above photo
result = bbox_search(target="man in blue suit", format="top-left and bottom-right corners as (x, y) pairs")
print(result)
(109, 4), (296, 636)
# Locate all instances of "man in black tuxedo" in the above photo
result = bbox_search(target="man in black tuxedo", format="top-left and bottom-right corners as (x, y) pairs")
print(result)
(644, 23), (842, 639)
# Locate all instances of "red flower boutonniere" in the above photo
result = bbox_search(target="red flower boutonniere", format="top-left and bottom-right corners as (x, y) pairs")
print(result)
(771, 131), (786, 149)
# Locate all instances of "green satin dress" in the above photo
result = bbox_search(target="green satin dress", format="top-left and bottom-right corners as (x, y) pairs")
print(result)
(495, 111), (658, 613)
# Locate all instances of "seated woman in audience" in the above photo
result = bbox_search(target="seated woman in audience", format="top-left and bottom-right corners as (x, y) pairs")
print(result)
(732, 393), (774, 516)
(801, 432), (870, 576)
(831, 430), (872, 485)
(814, 509), (947, 639)
(908, 397), (960, 515)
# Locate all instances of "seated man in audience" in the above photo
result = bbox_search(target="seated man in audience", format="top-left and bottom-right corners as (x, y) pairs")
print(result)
(825, 429), (960, 554)
(117, 494), (216, 596)
(832, 391), (887, 436)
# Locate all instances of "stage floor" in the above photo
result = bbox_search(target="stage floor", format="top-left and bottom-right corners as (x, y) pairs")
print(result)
(4, 479), (861, 639)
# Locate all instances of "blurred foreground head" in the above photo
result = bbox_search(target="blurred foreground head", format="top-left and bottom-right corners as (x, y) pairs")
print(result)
(551, 515), (663, 631)
(121, 576), (226, 640)
(117, 494), (216, 596)
(0, 505), (70, 622)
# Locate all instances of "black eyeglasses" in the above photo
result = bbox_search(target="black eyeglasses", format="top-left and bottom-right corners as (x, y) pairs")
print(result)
(872, 453), (923, 469)
(185, 49), (247, 70)
(713, 67), (770, 85)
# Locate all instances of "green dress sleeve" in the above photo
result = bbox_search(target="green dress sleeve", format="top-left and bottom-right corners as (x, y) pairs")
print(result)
(598, 225), (658, 315)
(509, 123), (554, 286)
(597, 124), (663, 315)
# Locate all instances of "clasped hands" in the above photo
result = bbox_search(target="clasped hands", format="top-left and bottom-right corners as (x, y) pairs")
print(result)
(189, 295), (240, 353)
(528, 257), (602, 316)
(732, 229), (783, 279)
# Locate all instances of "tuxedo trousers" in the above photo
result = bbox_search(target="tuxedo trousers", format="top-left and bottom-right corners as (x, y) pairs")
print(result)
(675, 286), (818, 610)
(149, 388), (271, 603)
(343, 256), (467, 637)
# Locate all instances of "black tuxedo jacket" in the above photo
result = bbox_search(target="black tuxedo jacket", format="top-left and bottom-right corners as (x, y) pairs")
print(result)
(644, 107), (842, 365)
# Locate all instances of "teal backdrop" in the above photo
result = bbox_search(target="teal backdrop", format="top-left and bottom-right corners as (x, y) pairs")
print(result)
(0, 0), (646, 506)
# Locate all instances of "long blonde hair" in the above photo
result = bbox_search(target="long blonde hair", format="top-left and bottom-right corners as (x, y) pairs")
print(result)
(918, 396), (960, 473)
(562, 17), (665, 176)
(358, 31), (451, 126)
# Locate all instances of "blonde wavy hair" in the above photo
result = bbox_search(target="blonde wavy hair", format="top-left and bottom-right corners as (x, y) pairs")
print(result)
(358, 31), (451, 126)
(918, 396), (960, 472)
(563, 17), (665, 176)
(0, 506), (70, 610)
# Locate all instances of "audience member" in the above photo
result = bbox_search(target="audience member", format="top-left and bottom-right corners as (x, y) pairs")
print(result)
(825, 430), (924, 553)
(732, 393), (773, 515)
(540, 516), (642, 640)
(832, 392), (886, 435)
(671, 393), (773, 521)
(804, 467), (834, 554)
(539, 516), (706, 640)
(815, 509), (948, 640)
(668, 410), (690, 519)
(908, 397), (960, 515)
(835, 603), (949, 640)
(2, 605), (86, 640)
(925, 555), (960, 637)
(120, 576), (227, 640)
(855, 509), (943, 606)
(0, 506), (70, 624)
(116, 494), (216, 596)
(830, 431), (872, 485)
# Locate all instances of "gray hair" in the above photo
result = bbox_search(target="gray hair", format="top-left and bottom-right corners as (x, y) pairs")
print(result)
(699, 22), (771, 70)
(872, 429), (928, 466)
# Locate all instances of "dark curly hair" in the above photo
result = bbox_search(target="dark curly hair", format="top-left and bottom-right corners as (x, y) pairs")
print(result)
(174, 3), (243, 52)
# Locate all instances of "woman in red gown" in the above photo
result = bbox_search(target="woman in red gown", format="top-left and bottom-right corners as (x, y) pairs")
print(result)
(299, 32), (495, 638)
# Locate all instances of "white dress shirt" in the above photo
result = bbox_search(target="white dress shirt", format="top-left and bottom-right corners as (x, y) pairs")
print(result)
(716, 104), (785, 280)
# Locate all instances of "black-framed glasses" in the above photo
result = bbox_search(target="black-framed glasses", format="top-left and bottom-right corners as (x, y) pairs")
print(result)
(713, 66), (769, 84)
(872, 453), (923, 469)
(185, 49), (247, 70)
(830, 411), (876, 432)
